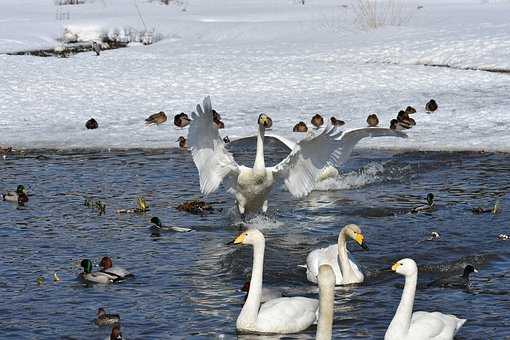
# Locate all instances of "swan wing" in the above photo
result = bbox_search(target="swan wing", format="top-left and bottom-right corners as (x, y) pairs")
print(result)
(305, 244), (342, 284)
(409, 311), (466, 339)
(269, 126), (407, 198)
(188, 96), (240, 194)
(256, 297), (319, 333)
(228, 133), (297, 151)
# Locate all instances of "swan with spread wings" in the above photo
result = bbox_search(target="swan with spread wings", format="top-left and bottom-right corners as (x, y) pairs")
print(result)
(188, 96), (407, 218)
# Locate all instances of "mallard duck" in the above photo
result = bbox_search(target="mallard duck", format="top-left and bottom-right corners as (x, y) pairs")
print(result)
(390, 118), (410, 130)
(366, 114), (379, 127)
(86, 118), (98, 130)
(174, 112), (191, 128)
(2, 185), (28, 205)
(405, 106), (416, 114)
(293, 121), (308, 132)
(411, 193), (435, 213)
(330, 117), (345, 127)
(79, 259), (119, 284)
(150, 217), (192, 233)
(425, 99), (438, 112)
(311, 114), (324, 128)
(107, 325), (123, 340)
(177, 136), (188, 150)
(95, 307), (120, 326)
(427, 265), (478, 289)
(145, 111), (167, 125)
(397, 111), (416, 127)
(99, 257), (132, 279)
(212, 109), (225, 129)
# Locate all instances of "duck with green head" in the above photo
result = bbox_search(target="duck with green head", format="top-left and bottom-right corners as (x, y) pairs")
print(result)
(150, 217), (192, 233)
(2, 185), (28, 205)
(411, 193), (435, 213)
(79, 259), (120, 284)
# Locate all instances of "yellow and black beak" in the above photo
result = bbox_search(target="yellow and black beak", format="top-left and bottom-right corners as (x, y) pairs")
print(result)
(354, 233), (369, 251)
(227, 232), (247, 245)
(391, 262), (401, 272)
(258, 114), (273, 129)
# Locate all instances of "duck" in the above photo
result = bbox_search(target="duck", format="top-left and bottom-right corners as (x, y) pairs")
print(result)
(330, 117), (345, 127)
(177, 136), (188, 150)
(188, 96), (407, 217)
(293, 121), (308, 132)
(107, 325), (123, 340)
(425, 99), (438, 112)
(366, 114), (379, 127)
(95, 307), (120, 326)
(427, 265), (478, 289)
(241, 280), (283, 303)
(212, 109), (225, 129)
(223, 136), (231, 144)
(411, 193), (435, 213)
(305, 224), (368, 285)
(405, 106), (416, 114)
(174, 112), (191, 128)
(86, 118), (98, 130)
(230, 229), (319, 334)
(2, 185), (29, 205)
(316, 264), (336, 340)
(99, 257), (132, 279)
(145, 111), (167, 125)
(311, 114), (324, 128)
(79, 259), (119, 284)
(150, 216), (192, 233)
(0, 146), (13, 158)
(397, 111), (416, 127)
(390, 119), (408, 131)
(385, 258), (466, 340)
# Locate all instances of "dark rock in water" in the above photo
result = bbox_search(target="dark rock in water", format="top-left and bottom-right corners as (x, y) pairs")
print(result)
(86, 118), (98, 130)
(176, 200), (214, 215)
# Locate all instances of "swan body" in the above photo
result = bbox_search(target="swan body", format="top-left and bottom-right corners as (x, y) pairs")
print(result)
(241, 281), (284, 303)
(306, 224), (368, 285)
(232, 229), (319, 334)
(188, 96), (408, 215)
(385, 258), (466, 340)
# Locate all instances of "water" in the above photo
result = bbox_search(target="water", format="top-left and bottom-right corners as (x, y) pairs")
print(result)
(1, 141), (509, 339)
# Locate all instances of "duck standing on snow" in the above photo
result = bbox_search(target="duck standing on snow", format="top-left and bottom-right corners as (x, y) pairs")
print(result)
(188, 96), (407, 217)
(79, 259), (120, 284)
(95, 307), (120, 326)
(293, 121), (308, 132)
(177, 136), (188, 150)
(330, 117), (345, 127)
(311, 114), (324, 128)
(425, 99), (438, 112)
(145, 111), (167, 126)
(427, 265), (478, 289)
(174, 112), (191, 128)
(385, 258), (466, 340)
(86, 118), (99, 130)
(366, 114), (379, 127)
(2, 185), (28, 205)
(99, 257), (132, 279)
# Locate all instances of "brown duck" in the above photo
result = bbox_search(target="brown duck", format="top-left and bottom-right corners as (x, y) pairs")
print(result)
(145, 111), (167, 125)
(405, 106), (416, 114)
(425, 99), (438, 112)
(293, 121), (308, 132)
(85, 118), (98, 129)
(177, 136), (188, 149)
(311, 114), (324, 128)
(174, 112), (191, 128)
(330, 117), (345, 127)
(366, 114), (379, 127)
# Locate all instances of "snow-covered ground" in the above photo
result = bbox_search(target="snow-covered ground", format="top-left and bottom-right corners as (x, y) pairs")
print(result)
(0, 0), (509, 151)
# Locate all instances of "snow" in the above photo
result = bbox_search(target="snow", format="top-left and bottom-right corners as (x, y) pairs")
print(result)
(0, 0), (509, 151)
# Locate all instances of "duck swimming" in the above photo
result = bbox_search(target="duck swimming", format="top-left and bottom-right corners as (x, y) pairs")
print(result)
(95, 307), (120, 326)
(145, 111), (167, 125)
(330, 117), (345, 127)
(311, 114), (324, 128)
(177, 136), (188, 150)
(2, 185), (28, 205)
(99, 257), (132, 279)
(385, 258), (466, 340)
(411, 193), (435, 213)
(188, 96), (407, 216)
(366, 114), (379, 127)
(79, 259), (119, 284)
(174, 112), (191, 128)
(293, 121), (308, 132)
(150, 216), (192, 233)
(425, 99), (438, 112)
(427, 265), (478, 289)
(305, 224), (368, 285)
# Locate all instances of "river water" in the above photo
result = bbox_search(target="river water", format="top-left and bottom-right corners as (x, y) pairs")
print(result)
(1, 139), (509, 339)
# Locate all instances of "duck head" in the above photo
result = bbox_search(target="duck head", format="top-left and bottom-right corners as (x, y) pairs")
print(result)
(391, 258), (417, 276)
(258, 114), (272, 129)
(150, 216), (162, 227)
(100, 257), (113, 270)
(311, 114), (324, 128)
(426, 193), (434, 206)
(16, 185), (27, 195)
(97, 307), (106, 318)
(344, 224), (369, 250)
(81, 259), (93, 274)
(463, 265), (478, 278)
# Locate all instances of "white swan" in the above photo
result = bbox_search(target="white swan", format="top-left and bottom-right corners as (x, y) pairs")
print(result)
(188, 96), (408, 217)
(316, 264), (336, 340)
(385, 258), (466, 340)
(232, 229), (319, 334)
(305, 224), (368, 285)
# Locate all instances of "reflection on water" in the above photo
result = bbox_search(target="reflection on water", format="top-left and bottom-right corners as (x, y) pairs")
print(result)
(0, 147), (509, 339)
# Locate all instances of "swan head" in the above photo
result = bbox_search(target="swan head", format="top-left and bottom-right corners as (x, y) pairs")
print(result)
(258, 114), (273, 129)
(343, 224), (369, 250)
(100, 256), (113, 270)
(231, 229), (265, 246)
(391, 258), (417, 276)
(318, 264), (335, 288)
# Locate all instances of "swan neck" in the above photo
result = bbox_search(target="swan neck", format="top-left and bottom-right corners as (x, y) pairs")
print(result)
(254, 125), (266, 170)
(337, 231), (355, 280)
(389, 272), (417, 335)
(316, 281), (334, 340)
(238, 240), (265, 326)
